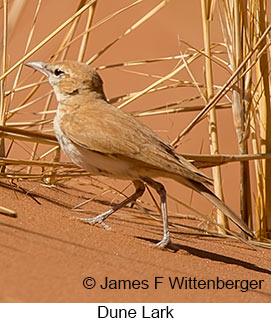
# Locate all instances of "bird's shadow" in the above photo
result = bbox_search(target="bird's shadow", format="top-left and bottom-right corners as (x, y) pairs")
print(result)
(2, 219), (271, 276)
(138, 236), (271, 275)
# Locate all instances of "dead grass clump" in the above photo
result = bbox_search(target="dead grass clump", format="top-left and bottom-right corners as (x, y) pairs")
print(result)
(0, 0), (271, 246)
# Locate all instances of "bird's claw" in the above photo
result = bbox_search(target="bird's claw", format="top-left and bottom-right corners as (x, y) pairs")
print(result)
(148, 238), (177, 251)
(70, 215), (112, 230)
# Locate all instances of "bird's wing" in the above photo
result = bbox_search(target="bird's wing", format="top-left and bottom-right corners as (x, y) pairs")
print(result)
(58, 102), (143, 155)
(58, 101), (211, 184)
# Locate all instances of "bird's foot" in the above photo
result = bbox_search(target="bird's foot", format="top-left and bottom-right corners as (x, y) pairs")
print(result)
(70, 214), (112, 230)
(150, 239), (170, 249)
(149, 234), (177, 251)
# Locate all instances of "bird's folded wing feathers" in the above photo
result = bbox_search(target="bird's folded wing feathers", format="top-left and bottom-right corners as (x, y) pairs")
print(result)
(59, 102), (212, 184)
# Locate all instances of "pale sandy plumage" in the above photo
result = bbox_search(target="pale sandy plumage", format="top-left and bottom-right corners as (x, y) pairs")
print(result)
(25, 60), (254, 247)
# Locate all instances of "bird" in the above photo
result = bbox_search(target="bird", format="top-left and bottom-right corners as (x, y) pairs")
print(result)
(25, 60), (254, 248)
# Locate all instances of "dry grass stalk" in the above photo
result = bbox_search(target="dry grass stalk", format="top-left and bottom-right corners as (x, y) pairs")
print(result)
(50, 0), (144, 59)
(172, 23), (271, 147)
(77, 2), (97, 62)
(97, 54), (188, 71)
(6, 119), (52, 128)
(118, 50), (202, 110)
(5, 0), (27, 41)
(219, 0), (253, 231)
(0, 125), (56, 142)
(183, 152), (271, 168)
(0, 0), (8, 162)
(57, 0), (89, 59)
(253, 0), (271, 239)
(5, 80), (47, 96)
(0, 205), (17, 217)
(0, 157), (75, 168)
(28, 1), (97, 172)
(0, 0), (97, 81)
(235, 0), (252, 230)
(218, 0), (271, 238)
(86, 0), (171, 65)
(7, 1), (44, 168)
(132, 102), (230, 118)
(201, 0), (228, 233)
(9, 0), (42, 106)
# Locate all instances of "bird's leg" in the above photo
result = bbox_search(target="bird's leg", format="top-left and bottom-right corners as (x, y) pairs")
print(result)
(72, 180), (145, 230)
(143, 178), (171, 248)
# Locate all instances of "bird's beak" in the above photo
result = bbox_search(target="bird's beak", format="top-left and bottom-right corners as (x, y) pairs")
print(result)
(25, 61), (49, 77)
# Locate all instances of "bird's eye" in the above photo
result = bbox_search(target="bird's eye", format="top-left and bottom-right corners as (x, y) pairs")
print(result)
(54, 69), (64, 77)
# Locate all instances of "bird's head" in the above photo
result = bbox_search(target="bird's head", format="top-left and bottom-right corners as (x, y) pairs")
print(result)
(25, 60), (106, 102)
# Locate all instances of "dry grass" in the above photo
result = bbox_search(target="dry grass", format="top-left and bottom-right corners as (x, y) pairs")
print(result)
(0, 0), (271, 245)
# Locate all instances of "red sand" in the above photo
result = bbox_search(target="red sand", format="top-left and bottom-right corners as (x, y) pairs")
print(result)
(0, 180), (270, 302)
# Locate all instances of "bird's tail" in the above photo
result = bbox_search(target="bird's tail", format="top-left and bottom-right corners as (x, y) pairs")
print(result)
(177, 177), (255, 238)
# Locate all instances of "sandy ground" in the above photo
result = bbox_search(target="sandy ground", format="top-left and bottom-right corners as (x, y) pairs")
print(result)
(0, 180), (270, 303)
